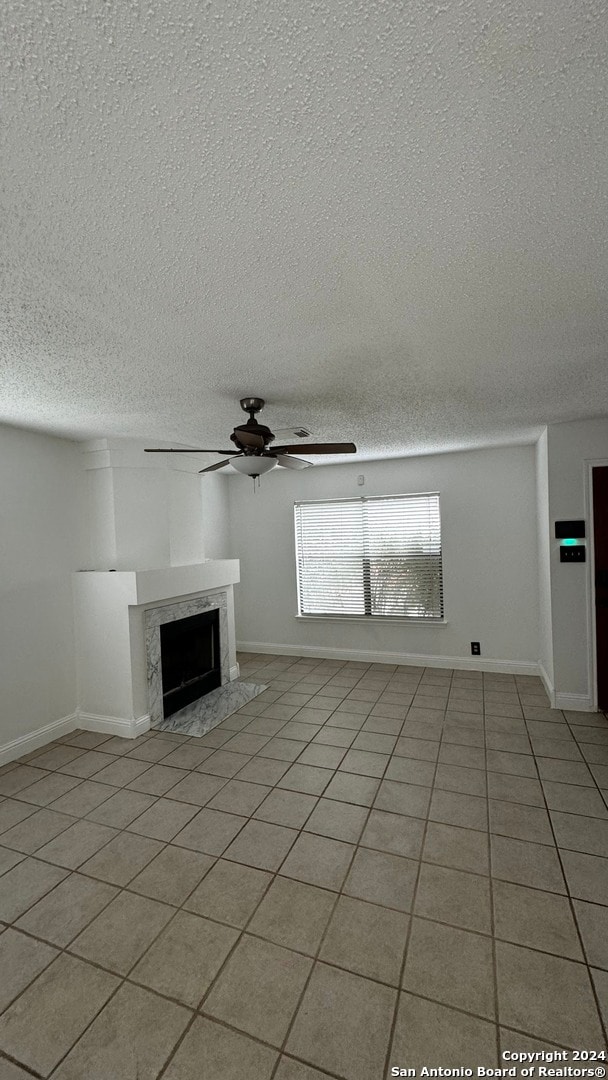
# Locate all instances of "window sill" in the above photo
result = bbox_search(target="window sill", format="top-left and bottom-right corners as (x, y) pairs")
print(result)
(295, 614), (448, 625)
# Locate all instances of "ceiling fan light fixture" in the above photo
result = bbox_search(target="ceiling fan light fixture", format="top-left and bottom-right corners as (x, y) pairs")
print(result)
(230, 456), (277, 476)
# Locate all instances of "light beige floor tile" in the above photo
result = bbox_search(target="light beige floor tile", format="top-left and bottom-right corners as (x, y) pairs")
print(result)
(254, 788), (318, 829)
(15, 772), (83, 806)
(127, 763), (188, 795)
(391, 992), (498, 1068)
(80, 830), (164, 885)
(0, 766), (49, 796)
(224, 819), (298, 871)
(423, 821), (490, 875)
(52, 980), (190, 1080)
(72, 891), (174, 975)
(132, 909), (238, 1005)
(155, 744), (214, 770)
(297, 743), (347, 769)
(322, 771), (380, 806)
(130, 845), (214, 906)
(173, 807), (247, 856)
(56, 750), (117, 779)
(344, 847), (417, 912)
(0, 1057), (35, 1078)
(126, 797), (199, 841)
(490, 799), (553, 845)
(205, 935), (312, 1047)
(544, 782), (608, 818)
(125, 737), (180, 762)
(339, 749), (389, 778)
(0, 846), (26, 877)
(184, 857), (271, 926)
(0, 857), (69, 922)
(591, 967), (608, 1032)
(280, 832), (354, 890)
(0, 799), (38, 833)
(162, 1016), (278, 1080)
(496, 941), (604, 1047)
(573, 900), (608, 969)
(485, 749), (537, 777)
(320, 894), (408, 984)
(435, 763), (487, 797)
(249, 738), (305, 762)
(28, 746), (85, 771)
(236, 756), (291, 785)
(439, 744), (486, 769)
(197, 749), (253, 776)
(415, 863), (492, 933)
(551, 811), (608, 856)
(0, 953), (118, 1076)
(490, 835), (566, 892)
(430, 789), (488, 831)
(487, 773), (544, 807)
(0, 809), (76, 854)
(16, 872), (117, 946)
(278, 764), (333, 796)
(394, 736), (439, 762)
(223, 732), (272, 755)
(385, 756), (435, 785)
(402, 917), (495, 1018)
(493, 879), (582, 959)
(304, 798), (367, 843)
(48, 781), (118, 817)
(375, 779), (431, 818)
(536, 758), (595, 786)
(0, 929), (58, 1012)
(166, 771), (228, 806)
(561, 850), (608, 904)
(286, 962), (396, 1080)
(274, 1057), (331, 1079)
(249, 876), (335, 955)
(312, 726), (357, 748)
(84, 788), (157, 828)
(207, 778), (271, 816)
(361, 808), (425, 859)
(35, 820), (117, 869)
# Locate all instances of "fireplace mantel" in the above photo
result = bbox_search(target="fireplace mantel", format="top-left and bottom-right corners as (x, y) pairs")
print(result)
(73, 560), (240, 738)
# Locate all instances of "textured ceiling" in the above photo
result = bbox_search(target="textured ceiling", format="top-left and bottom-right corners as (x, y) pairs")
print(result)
(1, 0), (607, 460)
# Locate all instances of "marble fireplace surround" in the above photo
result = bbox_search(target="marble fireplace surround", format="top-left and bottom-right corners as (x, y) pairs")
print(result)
(145, 590), (230, 729)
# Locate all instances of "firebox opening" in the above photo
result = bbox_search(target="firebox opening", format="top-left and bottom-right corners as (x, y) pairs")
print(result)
(160, 608), (221, 718)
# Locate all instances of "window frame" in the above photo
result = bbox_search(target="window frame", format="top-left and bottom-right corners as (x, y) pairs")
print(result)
(293, 491), (445, 623)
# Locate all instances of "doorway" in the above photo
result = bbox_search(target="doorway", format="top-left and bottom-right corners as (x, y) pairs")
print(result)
(592, 466), (608, 710)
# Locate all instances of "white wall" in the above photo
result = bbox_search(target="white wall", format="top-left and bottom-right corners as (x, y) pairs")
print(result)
(545, 418), (608, 706)
(536, 429), (554, 689)
(228, 444), (539, 669)
(0, 424), (83, 748)
(201, 474), (231, 560)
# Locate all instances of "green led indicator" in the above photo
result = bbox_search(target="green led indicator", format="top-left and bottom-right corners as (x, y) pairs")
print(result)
(562, 538), (577, 546)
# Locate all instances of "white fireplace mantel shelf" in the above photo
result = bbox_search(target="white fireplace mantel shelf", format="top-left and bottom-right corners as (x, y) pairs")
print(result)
(76, 560), (239, 606)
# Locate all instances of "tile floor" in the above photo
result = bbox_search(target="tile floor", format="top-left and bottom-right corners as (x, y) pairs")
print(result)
(0, 654), (607, 1078)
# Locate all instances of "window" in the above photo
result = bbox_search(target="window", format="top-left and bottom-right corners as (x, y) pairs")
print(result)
(294, 493), (443, 619)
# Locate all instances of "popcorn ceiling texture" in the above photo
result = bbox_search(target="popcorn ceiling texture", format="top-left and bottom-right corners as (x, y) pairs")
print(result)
(1, 0), (607, 458)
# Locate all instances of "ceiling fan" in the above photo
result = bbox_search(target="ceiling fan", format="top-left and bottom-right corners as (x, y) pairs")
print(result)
(144, 397), (357, 479)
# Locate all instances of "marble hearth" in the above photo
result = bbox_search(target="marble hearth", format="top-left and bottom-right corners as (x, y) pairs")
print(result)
(73, 560), (240, 738)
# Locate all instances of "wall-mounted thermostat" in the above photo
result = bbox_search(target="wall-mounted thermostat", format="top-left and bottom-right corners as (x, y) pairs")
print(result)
(555, 520), (585, 539)
(560, 546), (586, 562)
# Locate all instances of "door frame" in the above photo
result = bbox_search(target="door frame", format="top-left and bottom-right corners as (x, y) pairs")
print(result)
(585, 458), (608, 712)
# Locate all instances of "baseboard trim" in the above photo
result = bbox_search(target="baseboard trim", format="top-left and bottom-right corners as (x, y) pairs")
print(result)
(538, 663), (556, 709)
(0, 713), (78, 767)
(229, 664), (240, 681)
(236, 641), (540, 677)
(553, 692), (595, 712)
(77, 712), (151, 739)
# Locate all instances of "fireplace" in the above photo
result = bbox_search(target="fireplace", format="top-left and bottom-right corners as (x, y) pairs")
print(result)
(160, 609), (221, 717)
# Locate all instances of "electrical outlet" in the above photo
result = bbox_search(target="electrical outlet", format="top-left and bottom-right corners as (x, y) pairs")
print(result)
(357, 475), (365, 486)
(471, 642), (480, 655)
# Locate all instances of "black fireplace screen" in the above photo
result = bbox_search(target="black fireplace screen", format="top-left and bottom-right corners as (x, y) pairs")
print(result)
(160, 609), (221, 717)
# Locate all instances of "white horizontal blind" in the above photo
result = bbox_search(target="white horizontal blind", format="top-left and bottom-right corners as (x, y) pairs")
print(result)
(294, 493), (443, 619)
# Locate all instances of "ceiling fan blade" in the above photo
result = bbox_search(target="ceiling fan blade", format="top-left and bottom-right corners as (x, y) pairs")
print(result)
(271, 442), (357, 455)
(276, 454), (312, 470)
(144, 448), (237, 454)
(199, 459), (237, 474)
